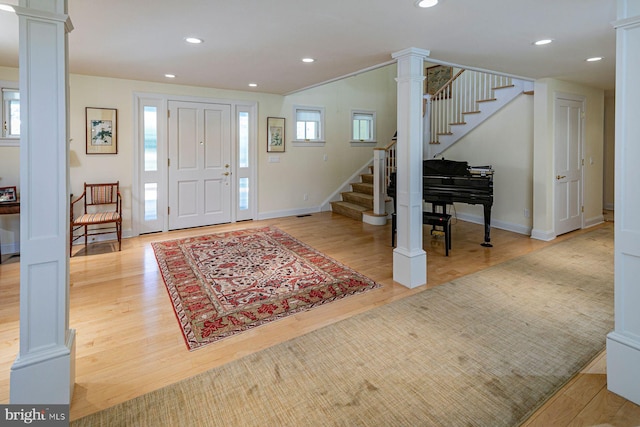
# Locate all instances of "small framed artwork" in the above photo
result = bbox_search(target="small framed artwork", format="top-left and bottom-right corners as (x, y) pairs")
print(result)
(267, 117), (285, 152)
(425, 65), (453, 97)
(0, 186), (17, 202)
(86, 107), (117, 154)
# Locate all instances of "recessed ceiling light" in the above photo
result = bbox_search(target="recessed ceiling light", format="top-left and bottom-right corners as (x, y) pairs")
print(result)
(586, 57), (603, 62)
(302, 58), (315, 63)
(185, 37), (203, 44)
(416, 0), (438, 7)
(0, 4), (15, 12)
(248, 83), (258, 87)
(534, 39), (553, 46)
(165, 74), (176, 78)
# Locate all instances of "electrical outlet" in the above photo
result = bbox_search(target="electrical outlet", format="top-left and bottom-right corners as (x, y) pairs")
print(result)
(303, 193), (308, 201)
(524, 208), (530, 218)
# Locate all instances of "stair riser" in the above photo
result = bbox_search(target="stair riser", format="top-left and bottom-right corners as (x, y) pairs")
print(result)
(351, 183), (374, 195)
(330, 202), (364, 220)
(342, 192), (374, 209)
(361, 174), (374, 184)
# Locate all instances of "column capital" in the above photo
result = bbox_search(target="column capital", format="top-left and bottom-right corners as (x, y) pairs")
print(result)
(392, 47), (431, 60)
(14, 4), (73, 32)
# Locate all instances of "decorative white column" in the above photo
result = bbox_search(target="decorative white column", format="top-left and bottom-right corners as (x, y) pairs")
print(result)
(391, 48), (430, 288)
(10, 0), (75, 404)
(606, 0), (640, 406)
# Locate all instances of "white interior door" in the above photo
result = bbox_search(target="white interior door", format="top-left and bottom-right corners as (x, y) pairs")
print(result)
(554, 96), (584, 236)
(168, 101), (232, 230)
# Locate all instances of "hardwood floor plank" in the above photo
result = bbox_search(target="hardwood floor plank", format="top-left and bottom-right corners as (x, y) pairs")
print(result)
(1, 211), (638, 425)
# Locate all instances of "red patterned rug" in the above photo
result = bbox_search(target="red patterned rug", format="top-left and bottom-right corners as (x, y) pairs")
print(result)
(152, 226), (381, 350)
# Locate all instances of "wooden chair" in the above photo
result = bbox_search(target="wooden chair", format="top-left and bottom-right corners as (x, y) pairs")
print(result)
(70, 182), (122, 256)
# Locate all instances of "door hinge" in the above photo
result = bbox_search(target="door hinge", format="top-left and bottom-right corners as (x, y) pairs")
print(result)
(168, 158), (170, 167)
(581, 159), (584, 166)
(168, 206), (170, 215)
(167, 110), (170, 118)
(581, 206), (584, 213)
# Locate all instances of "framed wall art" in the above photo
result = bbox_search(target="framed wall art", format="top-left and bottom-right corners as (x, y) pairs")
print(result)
(0, 186), (17, 202)
(86, 107), (117, 154)
(267, 117), (285, 152)
(425, 65), (453, 97)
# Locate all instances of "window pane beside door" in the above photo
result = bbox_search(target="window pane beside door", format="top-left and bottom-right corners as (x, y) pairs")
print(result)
(144, 182), (158, 220)
(239, 178), (249, 211)
(238, 112), (249, 168)
(144, 106), (158, 172)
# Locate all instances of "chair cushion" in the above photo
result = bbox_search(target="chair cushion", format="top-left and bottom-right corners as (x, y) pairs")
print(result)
(74, 212), (120, 224)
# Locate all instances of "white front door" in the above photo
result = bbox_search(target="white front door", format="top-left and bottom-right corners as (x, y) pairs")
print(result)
(554, 96), (584, 236)
(168, 101), (232, 230)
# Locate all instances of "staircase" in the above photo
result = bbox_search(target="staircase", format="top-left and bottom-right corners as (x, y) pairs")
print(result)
(426, 69), (533, 158)
(329, 67), (533, 224)
(330, 167), (375, 221)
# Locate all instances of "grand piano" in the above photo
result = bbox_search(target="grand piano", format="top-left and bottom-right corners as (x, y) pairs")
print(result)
(422, 159), (494, 247)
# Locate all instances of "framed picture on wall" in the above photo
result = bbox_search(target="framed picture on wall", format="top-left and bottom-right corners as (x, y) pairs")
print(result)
(267, 117), (285, 152)
(0, 186), (17, 203)
(86, 107), (118, 154)
(425, 65), (453, 97)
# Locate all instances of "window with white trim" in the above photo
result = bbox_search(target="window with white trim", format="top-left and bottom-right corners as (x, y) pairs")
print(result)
(1, 82), (20, 146)
(351, 110), (376, 143)
(293, 105), (324, 143)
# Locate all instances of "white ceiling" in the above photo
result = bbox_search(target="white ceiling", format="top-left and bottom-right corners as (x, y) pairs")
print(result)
(0, 0), (617, 95)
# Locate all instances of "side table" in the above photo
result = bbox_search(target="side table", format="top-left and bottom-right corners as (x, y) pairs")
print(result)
(0, 201), (20, 264)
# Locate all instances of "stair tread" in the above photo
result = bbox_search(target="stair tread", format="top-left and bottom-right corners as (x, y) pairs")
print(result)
(493, 84), (515, 90)
(462, 110), (481, 115)
(477, 98), (497, 103)
(343, 191), (373, 199)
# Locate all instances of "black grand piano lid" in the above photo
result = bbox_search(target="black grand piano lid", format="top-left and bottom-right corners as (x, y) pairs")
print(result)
(424, 159), (471, 176)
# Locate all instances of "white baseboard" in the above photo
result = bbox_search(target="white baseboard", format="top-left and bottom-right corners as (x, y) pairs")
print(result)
(604, 202), (614, 211)
(70, 230), (133, 247)
(584, 214), (605, 229)
(453, 211), (532, 236)
(530, 228), (556, 241)
(257, 206), (322, 221)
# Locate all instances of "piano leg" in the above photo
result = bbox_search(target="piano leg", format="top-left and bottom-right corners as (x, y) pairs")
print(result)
(481, 203), (493, 247)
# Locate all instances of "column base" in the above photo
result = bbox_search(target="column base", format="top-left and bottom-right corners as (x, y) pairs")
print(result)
(606, 331), (640, 406)
(10, 329), (76, 404)
(393, 247), (427, 288)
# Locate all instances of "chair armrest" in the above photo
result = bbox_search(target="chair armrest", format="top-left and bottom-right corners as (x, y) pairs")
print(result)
(116, 191), (122, 213)
(70, 191), (86, 219)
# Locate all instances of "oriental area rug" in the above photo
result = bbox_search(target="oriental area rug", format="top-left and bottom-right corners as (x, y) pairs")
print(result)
(74, 224), (614, 426)
(151, 226), (381, 350)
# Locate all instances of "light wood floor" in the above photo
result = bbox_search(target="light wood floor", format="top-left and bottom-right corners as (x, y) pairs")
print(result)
(1, 211), (638, 425)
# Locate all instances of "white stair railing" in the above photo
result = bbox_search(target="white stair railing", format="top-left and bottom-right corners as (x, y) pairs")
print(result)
(428, 69), (513, 146)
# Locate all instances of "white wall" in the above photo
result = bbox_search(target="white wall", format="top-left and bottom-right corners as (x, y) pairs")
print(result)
(269, 65), (398, 217)
(440, 94), (534, 235)
(0, 64), (398, 248)
(532, 78), (605, 239)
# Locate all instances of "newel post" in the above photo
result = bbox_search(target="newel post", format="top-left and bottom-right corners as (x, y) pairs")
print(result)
(372, 148), (386, 216)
